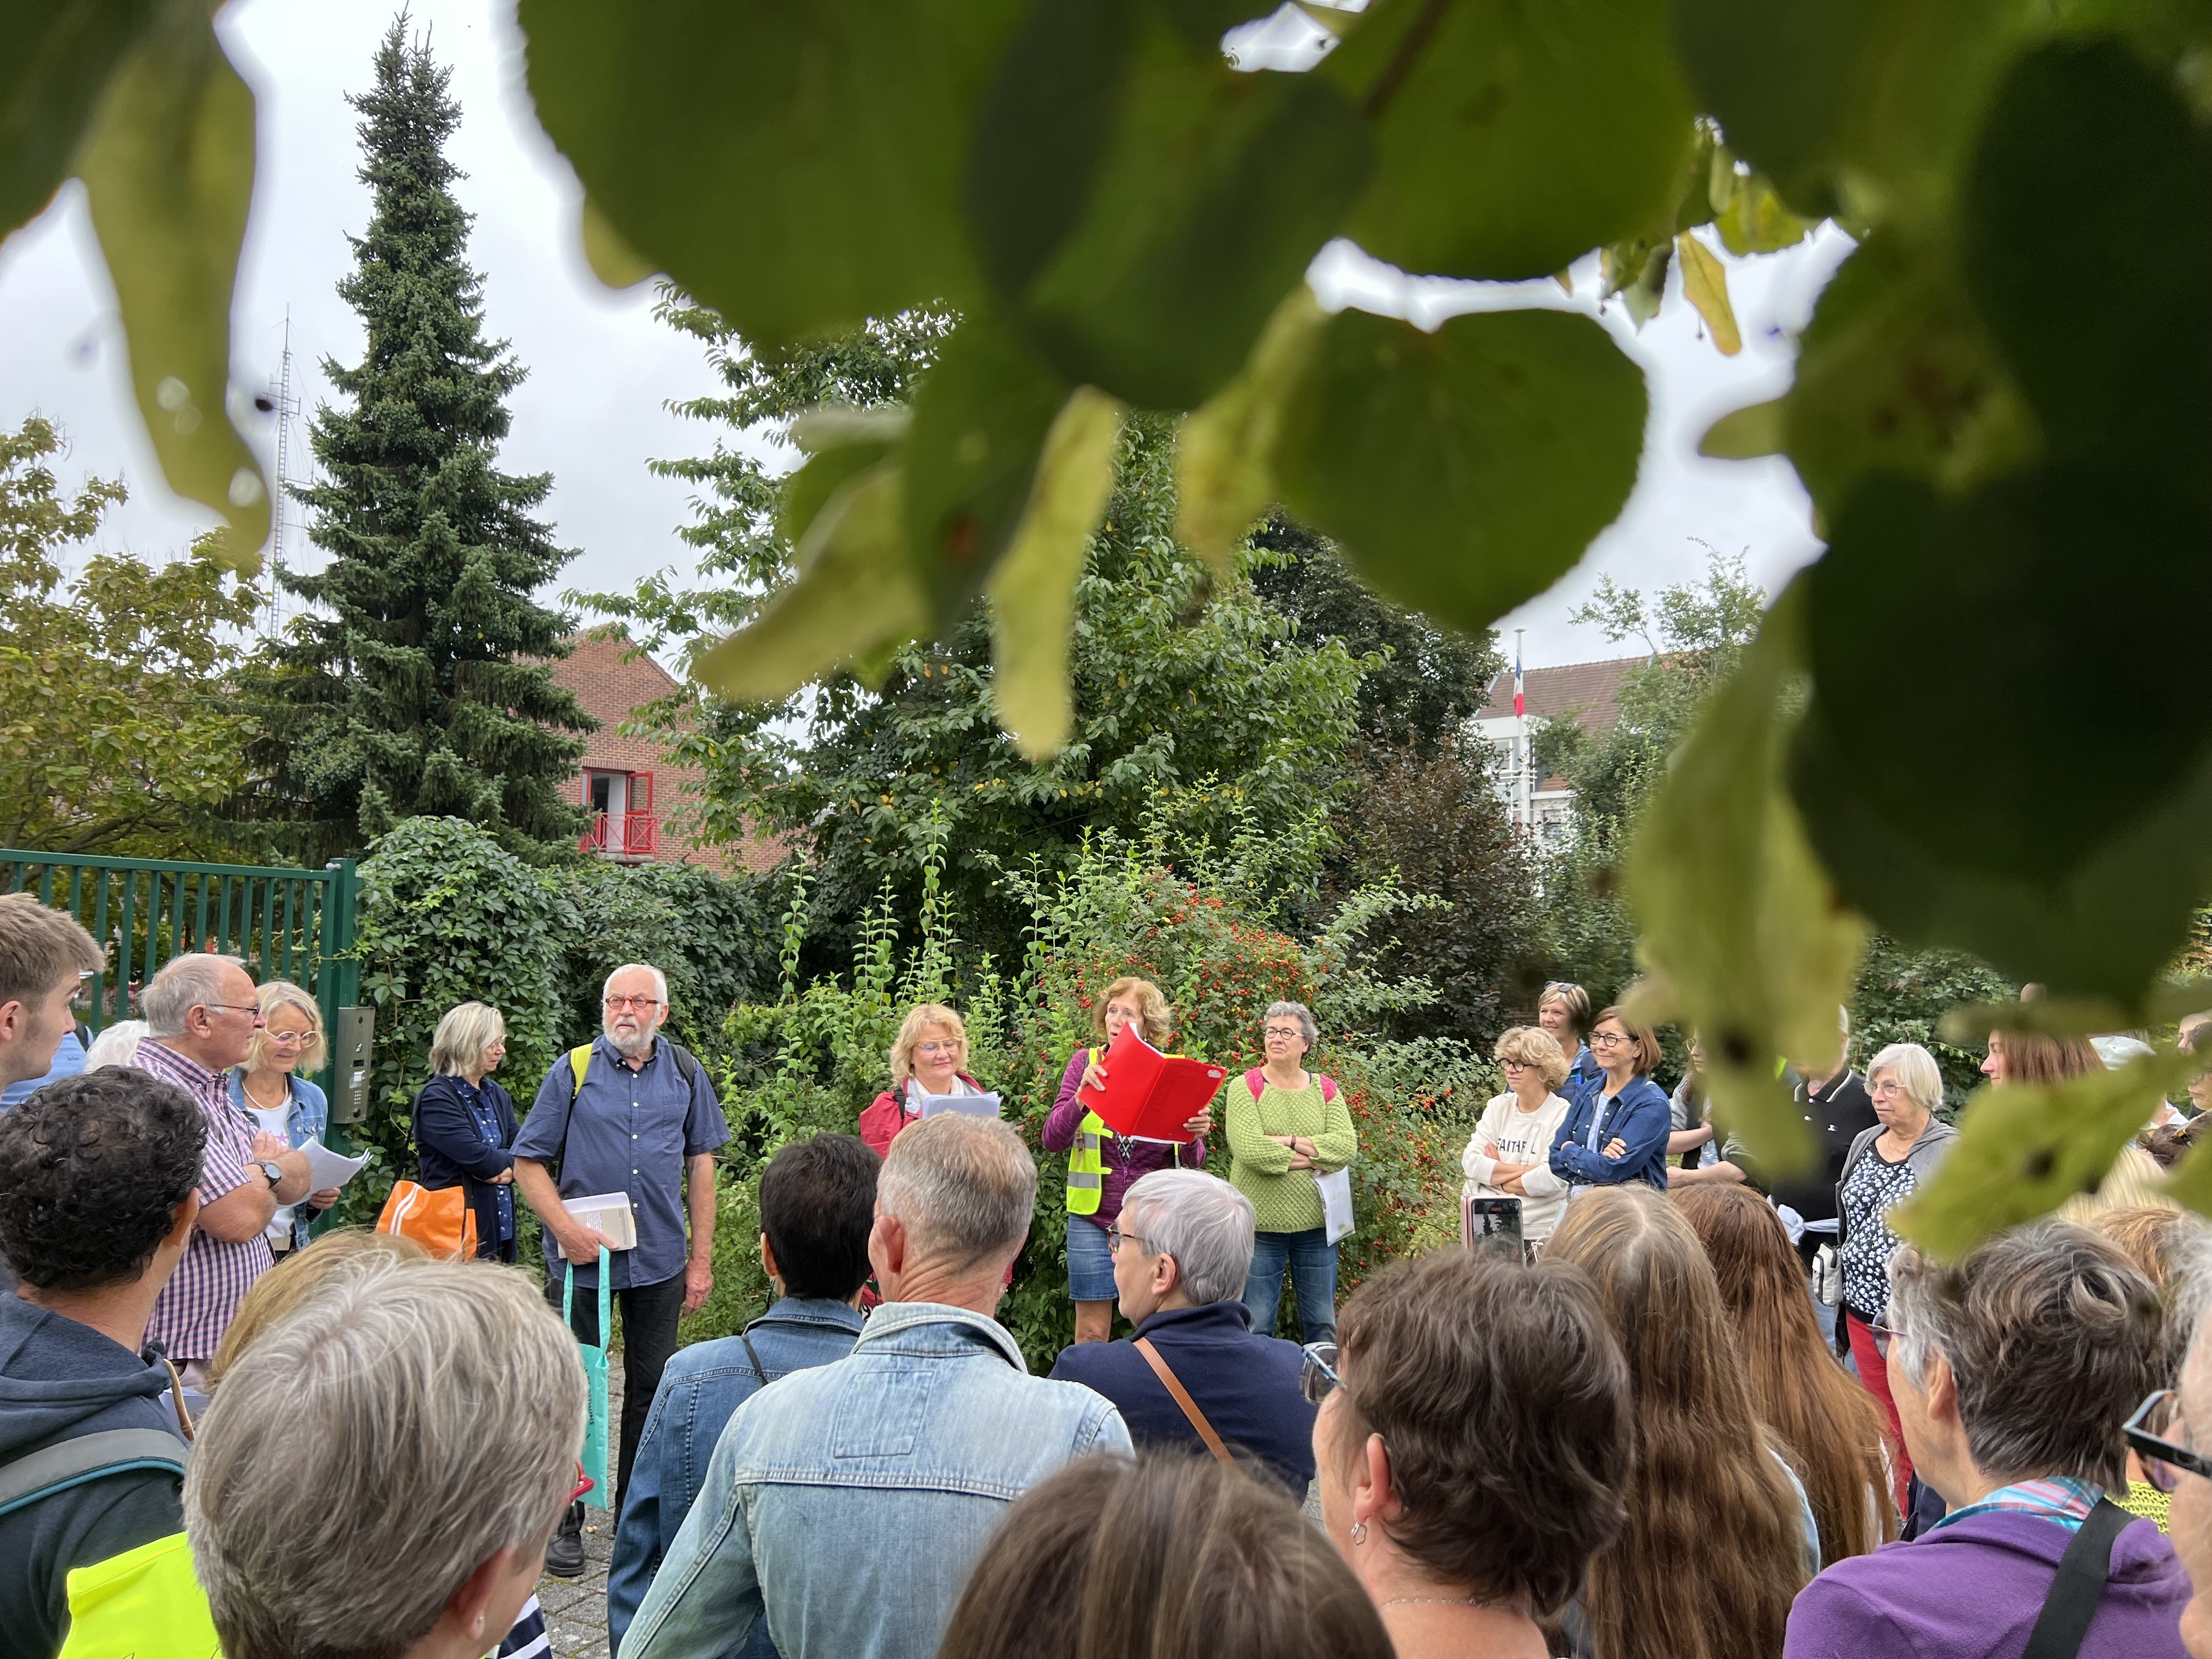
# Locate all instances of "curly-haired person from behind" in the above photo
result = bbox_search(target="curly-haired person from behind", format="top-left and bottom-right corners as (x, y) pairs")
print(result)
(936, 1454), (1393, 1659)
(1546, 1184), (1818, 1659)
(0, 1068), (208, 1657)
(1314, 1249), (1633, 1659)
(1673, 1184), (1899, 1564)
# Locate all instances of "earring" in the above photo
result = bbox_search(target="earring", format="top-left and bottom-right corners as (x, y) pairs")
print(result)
(1349, 1520), (1368, 1546)
(470, 1615), (484, 1637)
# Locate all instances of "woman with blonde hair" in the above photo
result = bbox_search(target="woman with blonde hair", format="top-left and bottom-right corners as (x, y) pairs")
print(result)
(1043, 976), (1210, 1343)
(1462, 1026), (1573, 1246)
(1673, 1183), (1898, 1566)
(228, 979), (336, 1255)
(409, 1001), (522, 1262)
(1545, 1186), (1817, 1659)
(859, 1003), (987, 1157)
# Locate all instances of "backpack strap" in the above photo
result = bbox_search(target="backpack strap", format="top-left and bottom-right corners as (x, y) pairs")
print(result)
(568, 1045), (592, 1106)
(2019, 1498), (2134, 1659)
(1248, 1068), (1336, 1102)
(1319, 1074), (1338, 1103)
(1245, 1069), (1264, 1099)
(0, 1430), (186, 1520)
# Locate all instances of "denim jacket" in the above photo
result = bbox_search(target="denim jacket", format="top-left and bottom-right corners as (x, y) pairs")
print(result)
(624, 1301), (1132, 1659)
(608, 1298), (867, 1657)
(225, 1069), (328, 1251)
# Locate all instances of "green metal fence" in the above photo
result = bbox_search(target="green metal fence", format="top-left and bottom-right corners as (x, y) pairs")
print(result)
(0, 849), (361, 1098)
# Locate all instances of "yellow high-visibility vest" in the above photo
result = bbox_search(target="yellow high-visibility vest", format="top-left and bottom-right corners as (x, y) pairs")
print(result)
(59, 1531), (219, 1659)
(1068, 1047), (1109, 1216)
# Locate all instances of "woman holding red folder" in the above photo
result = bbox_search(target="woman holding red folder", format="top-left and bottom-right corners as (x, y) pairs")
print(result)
(1043, 977), (1210, 1345)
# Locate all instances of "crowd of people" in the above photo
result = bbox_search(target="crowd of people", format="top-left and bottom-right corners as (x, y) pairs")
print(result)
(9, 894), (2212, 1659)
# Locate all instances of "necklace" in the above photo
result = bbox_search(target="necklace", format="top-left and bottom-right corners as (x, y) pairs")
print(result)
(1381, 1596), (1501, 1610)
(243, 1074), (289, 1113)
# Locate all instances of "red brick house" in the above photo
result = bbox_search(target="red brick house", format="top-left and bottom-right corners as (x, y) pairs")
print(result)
(548, 634), (786, 873)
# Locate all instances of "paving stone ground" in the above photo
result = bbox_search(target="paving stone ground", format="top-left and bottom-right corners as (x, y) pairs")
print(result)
(535, 1357), (623, 1659)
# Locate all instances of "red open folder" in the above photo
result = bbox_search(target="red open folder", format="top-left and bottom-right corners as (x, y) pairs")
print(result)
(1076, 1024), (1228, 1142)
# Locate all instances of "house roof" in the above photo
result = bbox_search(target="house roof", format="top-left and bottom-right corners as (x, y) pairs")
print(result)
(1475, 654), (1649, 736)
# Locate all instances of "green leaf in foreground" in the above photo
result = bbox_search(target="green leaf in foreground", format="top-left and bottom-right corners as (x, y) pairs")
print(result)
(75, 14), (269, 569)
(1274, 306), (1645, 635)
(1898, 1048), (2198, 1260)
(692, 464), (923, 702)
(778, 410), (911, 552)
(968, 5), (1367, 409)
(519, 0), (1020, 345)
(1173, 285), (1327, 571)
(987, 387), (1126, 758)
(1795, 465), (2212, 1003)
(0, 0), (153, 236)
(901, 319), (1069, 630)
(1332, 0), (1693, 281)
(1624, 582), (1861, 1179)
(1697, 398), (1785, 460)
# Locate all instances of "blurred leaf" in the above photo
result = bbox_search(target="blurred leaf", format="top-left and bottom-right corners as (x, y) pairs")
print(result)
(1624, 582), (1860, 1178)
(1599, 238), (1669, 328)
(578, 195), (653, 289)
(1674, 232), (1741, 355)
(694, 464), (923, 701)
(1669, 0), (1865, 212)
(968, 2), (1367, 409)
(75, 10), (268, 570)
(1793, 465), (2212, 1002)
(1712, 170), (1813, 255)
(1784, 232), (2037, 523)
(0, 0), (153, 235)
(1173, 285), (1328, 571)
(1962, 38), (2212, 492)
(519, 0), (1022, 344)
(779, 409), (911, 550)
(987, 387), (1126, 758)
(1698, 398), (1785, 459)
(1329, 0), (1693, 280)
(901, 318), (1069, 630)
(1899, 1048), (2198, 1259)
(1274, 307), (1645, 636)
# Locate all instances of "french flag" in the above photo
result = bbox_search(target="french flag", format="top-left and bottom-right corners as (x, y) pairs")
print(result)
(1513, 646), (1526, 719)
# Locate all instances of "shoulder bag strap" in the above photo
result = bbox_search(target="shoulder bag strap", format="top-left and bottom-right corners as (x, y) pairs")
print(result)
(1132, 1336), (1234, 1466)
(739, 1331), (773, 1385)
(0, 1430), (187, 1519)
(2019, 1498), (2135, 1659)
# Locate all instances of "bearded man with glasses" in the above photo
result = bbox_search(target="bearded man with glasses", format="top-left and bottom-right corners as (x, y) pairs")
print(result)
(512, 961), (730, 1576)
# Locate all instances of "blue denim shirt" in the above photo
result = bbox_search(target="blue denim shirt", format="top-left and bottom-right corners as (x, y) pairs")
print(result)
(514, 1036), (730, 1290)
(608, 1298), (867, 1657)
(225, 1069), (329, 1251)
(624, 1302), (1133, 1659)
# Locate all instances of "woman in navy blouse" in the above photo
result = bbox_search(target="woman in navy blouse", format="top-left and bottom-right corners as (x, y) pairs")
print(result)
(410, 1001), (521, 1262)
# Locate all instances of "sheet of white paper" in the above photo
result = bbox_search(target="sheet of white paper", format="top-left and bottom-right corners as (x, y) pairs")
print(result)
(299, 1137), (370, 1190)
(1317, 1165), (1355, 1245)
(919, 1091), (1002, 1119)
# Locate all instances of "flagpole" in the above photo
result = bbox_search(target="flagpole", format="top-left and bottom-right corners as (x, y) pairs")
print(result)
(1514, 628), (1530, 831)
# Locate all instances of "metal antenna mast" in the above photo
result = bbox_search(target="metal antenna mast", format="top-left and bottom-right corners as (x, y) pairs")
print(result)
(262, 310), (302, 639)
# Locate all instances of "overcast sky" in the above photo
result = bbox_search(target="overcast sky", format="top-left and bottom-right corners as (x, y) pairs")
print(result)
(0, 0), (1851, 673)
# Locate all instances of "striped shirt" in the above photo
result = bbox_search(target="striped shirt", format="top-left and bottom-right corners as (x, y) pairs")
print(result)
(133, 1039), (273, 1361)
(1931, 1475), (2102, 1535)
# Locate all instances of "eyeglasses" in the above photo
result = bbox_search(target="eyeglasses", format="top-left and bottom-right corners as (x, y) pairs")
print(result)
(1870, 1320), (1899, 1360)
(916, 1041), (959, 1056)
(264, 1031), (309, 1048)
(2128, 1391), (2212, 1493)
(1263, 1026), (1304, 1041)
(203, 1003), (264, 1020)
(603, 995), (664, 1012)
(1589, 1031), (1634, 1048)
(1300, 1341), (1342, 1404)
(1104, 1226), (1155, 1254)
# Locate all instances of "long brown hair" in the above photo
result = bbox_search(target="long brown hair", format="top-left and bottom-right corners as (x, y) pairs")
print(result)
(1671, 1185), (1898, 1563)
(1546, 1188), (1810, 1659)
(937, 1453), (1392, 1659)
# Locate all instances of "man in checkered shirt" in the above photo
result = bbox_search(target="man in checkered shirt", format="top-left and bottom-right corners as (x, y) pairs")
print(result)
(129, 956), (312, 1386)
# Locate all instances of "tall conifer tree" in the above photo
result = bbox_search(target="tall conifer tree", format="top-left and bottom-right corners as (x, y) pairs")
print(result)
(245, 19), (591, 863)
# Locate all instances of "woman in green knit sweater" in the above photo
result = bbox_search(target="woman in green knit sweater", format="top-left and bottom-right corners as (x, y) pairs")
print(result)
(1227, 1000), (1357, 1342)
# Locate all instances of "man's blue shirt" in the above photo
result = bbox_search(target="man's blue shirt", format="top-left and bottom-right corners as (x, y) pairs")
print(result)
(512, 1035), (730, 1290)
(608, 1297), (865, 1656)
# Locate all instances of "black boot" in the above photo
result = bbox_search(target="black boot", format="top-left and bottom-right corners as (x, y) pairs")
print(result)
(543, 1499), (586, 1578)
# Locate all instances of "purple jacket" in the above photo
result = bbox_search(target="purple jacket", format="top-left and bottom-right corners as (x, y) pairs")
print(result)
(1040, 1050), (1207, 1228)
(1784, 1510), (2191, 1659)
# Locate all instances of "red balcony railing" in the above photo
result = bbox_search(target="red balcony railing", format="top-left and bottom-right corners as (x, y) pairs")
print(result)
(580, 812), (659, 857)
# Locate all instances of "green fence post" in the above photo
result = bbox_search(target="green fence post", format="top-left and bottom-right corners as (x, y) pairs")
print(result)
(318, 860), (364, 1165)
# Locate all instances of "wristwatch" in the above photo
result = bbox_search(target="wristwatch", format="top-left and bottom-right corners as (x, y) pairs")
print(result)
(255, 1160), (285, 1187)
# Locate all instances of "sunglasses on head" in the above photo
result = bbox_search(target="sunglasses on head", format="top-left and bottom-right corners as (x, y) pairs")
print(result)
(2128, 1391), (2212, 1493)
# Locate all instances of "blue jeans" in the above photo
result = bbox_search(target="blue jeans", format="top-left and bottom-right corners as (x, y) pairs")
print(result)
(1243, 1227), (1337, 1344)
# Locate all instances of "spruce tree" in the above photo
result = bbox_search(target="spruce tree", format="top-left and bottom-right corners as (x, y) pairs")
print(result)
(245, 19), (591, 864)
